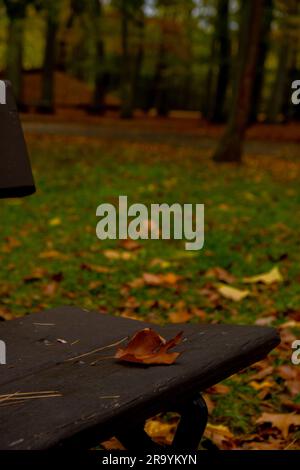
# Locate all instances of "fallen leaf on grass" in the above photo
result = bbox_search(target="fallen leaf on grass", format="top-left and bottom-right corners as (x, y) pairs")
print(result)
(143, 272), (182, 286)
(0, 308), (15, 321)
(204, 423), (236, 449)
(39, 250), (68, 260)
(279, 320), (300, 329)
(256, 412), (300, 439)
(129, 272), (182, 289)
(81, 263), (112, 274)
(23, 267), (48, 283)
(115, 328), (183, 365)
(247, 365), (274, 382)
(217, 284), (249, 302)
(202, 393), (215, 414)
(103, 249), (135, 261)
(150, 258), (172, 269)
(168, 311), (192, 323)
(249, 380), (275, 391)
(42, 282), (59, 297)
(243, 267), (283, 285)
(277, 365), (300, 396)
(255, 316), (276, 326)
(101, 438), (125, 450)
(208, 384), (231, 394)
(142, 272), (162, 286)
(119, 239), (141, 251)
(145, 417), (178, 446)
(1, 236), (21, 253)
(48, 217), (61, 226)
(205, 267), (236, 284)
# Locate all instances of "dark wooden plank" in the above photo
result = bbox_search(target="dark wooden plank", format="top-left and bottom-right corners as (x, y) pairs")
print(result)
(0, 81), (35, 199)
(0, 307), (280, 449)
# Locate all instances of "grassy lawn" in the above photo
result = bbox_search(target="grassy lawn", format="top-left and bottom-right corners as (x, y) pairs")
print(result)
(1, 129), (300, 449)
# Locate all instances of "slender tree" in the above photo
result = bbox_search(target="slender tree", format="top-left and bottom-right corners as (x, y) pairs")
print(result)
(3, 0), (28, 106)
(89, 0), (107, 114)
(249, 0), (273, 122)
(38, 1), (60, 113)
(131, 7), (145, 110)
(117, 0), (145, 118)
(210, 0), (231, 123)
(119, 0), (133, 118)
(266, 0), (298, 123)
(153, 34), (169, 117)
(213, 0), (264, 163)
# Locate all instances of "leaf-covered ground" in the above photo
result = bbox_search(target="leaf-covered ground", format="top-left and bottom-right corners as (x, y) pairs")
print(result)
(1, 121), (300, 449)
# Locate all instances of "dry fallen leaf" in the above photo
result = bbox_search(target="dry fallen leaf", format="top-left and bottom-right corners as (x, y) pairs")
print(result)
(205, 267), (236, 284)
(143, 272), (182, 287)
(204, 423), (236, 449)
(81, 263), (112, 274)
(168, 311), (192, 323)
(145, 417), (178, 446)
(103, 249), (135, 261)
(39, 250), (68, 260)
(217, 284), (249, 302)
(243, 266), (283, 285)
(23, 267), (48, 283)
(249, 380), (275, 391)
(208, 384), (231, 395)
(101, 438), (125, 450)
(119, 239), (141, 251)
(142, 272), (162, 286)
(256, 412), (300, 439)
(0, 307), (15, 321)
(48, 217), (61, 226)
(115, 328), (183, 365)
(42, 282), (59, 297)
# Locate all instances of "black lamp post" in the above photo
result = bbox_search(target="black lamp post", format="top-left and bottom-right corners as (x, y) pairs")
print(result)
(0, 80), (35, 198)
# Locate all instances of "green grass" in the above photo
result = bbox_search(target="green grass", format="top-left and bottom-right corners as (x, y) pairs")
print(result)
(1, 133), (300, 446)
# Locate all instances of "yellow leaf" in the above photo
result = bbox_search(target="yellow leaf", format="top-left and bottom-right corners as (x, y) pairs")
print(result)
(145, 418), (177, 446)
(49, 217), (61, 226)
(243, 266), (283, 285)
(205, 423), (234, 439)
(218, 284), (249, 302)
(39, 250), (65, 259)
(103, 250), (134, 261)
(249, 380), (274, 390)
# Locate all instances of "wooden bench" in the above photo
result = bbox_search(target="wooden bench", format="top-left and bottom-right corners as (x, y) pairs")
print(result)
(0, 306), (279, 450)
(0, 80), (280, 450)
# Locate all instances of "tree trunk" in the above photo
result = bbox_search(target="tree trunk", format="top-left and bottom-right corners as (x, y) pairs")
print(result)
(39, 14), (58, 113)
(266, 35), (290, 123)
(6, 16), (24, 106)
(91, 39), (106, 113)
(210, 0), (230, 123)
(154, 38), (169, 117)
(213, 0), (264, 163)
(249, 0), (273, 123)
(202, 36), (216, 120)
(120, 0), (133, 119)
(131, 11), (145, 110)
(90, 0), (107, 114)
(266, 1), (297, 123)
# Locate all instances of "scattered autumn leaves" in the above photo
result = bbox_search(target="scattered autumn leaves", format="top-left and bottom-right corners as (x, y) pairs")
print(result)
(1, 231), (300, 449)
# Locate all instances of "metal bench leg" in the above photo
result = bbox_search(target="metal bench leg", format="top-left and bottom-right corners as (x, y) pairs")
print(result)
(117, 393), (208, 451)
(172, 394), (208, 449)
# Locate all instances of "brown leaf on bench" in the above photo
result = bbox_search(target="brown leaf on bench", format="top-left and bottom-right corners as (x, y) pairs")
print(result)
(115, 328), (183, 365)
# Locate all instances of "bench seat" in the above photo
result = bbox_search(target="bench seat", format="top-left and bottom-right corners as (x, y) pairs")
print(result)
(0, 306), (280, 450)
